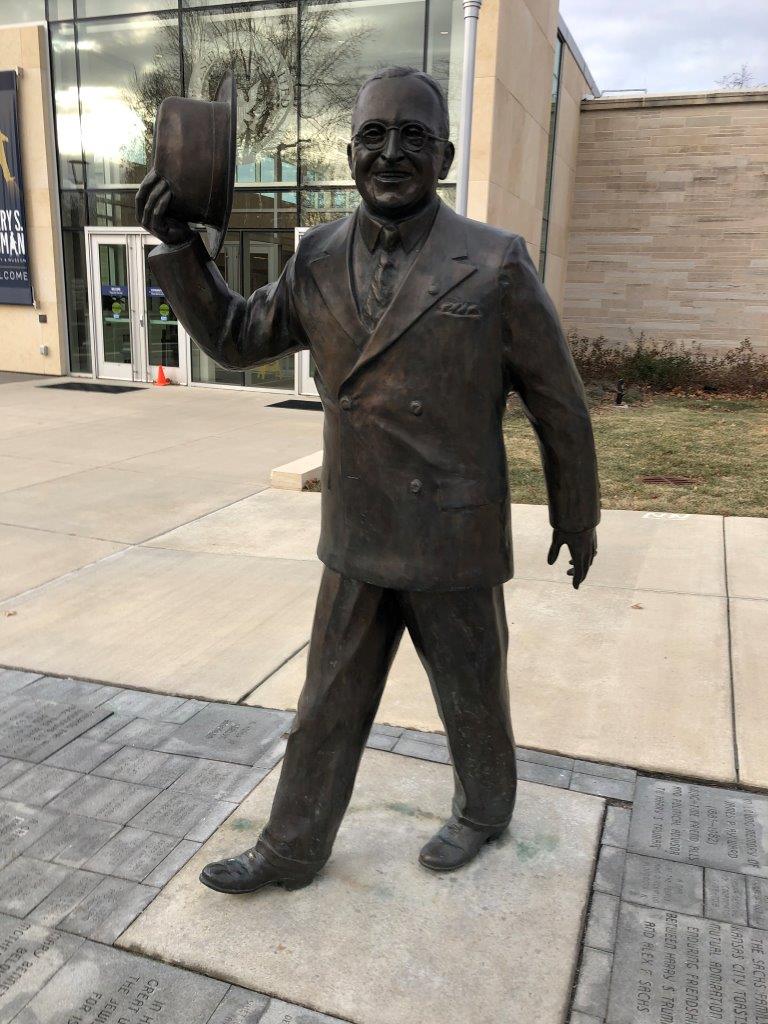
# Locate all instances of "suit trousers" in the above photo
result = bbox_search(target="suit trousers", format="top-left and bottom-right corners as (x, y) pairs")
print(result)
(256, 567), (518, 872)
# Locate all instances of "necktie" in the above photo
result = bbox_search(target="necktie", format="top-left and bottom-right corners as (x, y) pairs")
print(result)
(361, 224), (400, 331)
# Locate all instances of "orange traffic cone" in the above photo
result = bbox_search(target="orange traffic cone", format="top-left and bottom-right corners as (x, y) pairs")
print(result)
(154, 365), (170, 387)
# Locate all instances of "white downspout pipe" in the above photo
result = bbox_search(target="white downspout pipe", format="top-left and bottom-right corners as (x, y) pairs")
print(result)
(455, 0), (482, 216)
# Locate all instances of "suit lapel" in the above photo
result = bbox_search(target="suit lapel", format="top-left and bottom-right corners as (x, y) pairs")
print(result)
(308, 216), (368, 353)
(342, 203), (477, 386)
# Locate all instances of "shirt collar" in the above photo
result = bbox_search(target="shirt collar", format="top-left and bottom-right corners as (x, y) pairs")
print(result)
(357, 196), (439, 254)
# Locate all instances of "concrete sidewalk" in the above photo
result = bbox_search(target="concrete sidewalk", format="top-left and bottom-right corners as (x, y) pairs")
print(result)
(0, 378), (764, 789)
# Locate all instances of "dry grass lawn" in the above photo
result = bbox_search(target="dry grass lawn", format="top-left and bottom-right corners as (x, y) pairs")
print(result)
(504, 395), (767, 517)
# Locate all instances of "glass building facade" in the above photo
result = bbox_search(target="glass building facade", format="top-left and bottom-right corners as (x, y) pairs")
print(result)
(4, 0), (464, 389)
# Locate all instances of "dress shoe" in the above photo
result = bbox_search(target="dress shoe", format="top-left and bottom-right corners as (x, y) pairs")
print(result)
(199, 847), (316, 894)
(419, 816), (506, 872)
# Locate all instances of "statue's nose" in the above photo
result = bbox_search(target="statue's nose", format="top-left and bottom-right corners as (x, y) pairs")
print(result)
(382, 127), (402, 161)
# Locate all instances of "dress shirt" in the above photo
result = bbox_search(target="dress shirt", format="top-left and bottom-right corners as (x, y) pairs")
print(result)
(351, 197), (439, 332)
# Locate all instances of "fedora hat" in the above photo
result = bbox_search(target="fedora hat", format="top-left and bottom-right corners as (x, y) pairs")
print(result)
(152, 69), (236, 259)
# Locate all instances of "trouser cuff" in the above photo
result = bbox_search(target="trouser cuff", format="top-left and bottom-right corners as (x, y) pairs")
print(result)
(453, 803), (515, 832)
(256, 833), (328, 875)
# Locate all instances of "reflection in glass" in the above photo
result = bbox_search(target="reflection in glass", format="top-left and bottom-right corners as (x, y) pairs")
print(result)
(300, 0), (426, 184)
(437, 183), (456, 209)
(229, 187), (298, 230)
(144, 245), (180, 368)
(77, 14), (181, 187)
(98, 244), (132, 365)
(426, 0), (464, 180)
(191, 234), (245, 386)
(243, 237), (294, 389)
(88, 191), (141, 227)
(51, 24), (83, 189)
(182, 5), (299, 185)
(48, 0), (74, 18)
(0, 1), (45, 24)
(77, 0), (180, 15)
(300, 186), (360, 226)
(60, 192), (87, 230)
(63, 231), (91, 374)
(182, 0), (258, 5)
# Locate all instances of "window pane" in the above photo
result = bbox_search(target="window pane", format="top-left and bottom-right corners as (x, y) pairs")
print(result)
(77, 13), (181, 187)
(144, 244), (180, 368)
(299, 0), (426, 184)
(191, 233), (245, 385)
(87, 191), (141, 227)
(60, 191), (87, 228)
(98, 243), (133, 365)
(48, 0), (74, 18)
(77, 1), (180, 14)
(229, 188), (298, 229)
(243, 231), (295, 389)
(436, 183), (455, 208)
(182, 0), (258, 5)
(182, 4), (299, 185)
(426, 0), (463, 181)
(51, 23), (83, 189)
(62, 230), (92, 373)
(300, 186), (359, 225)
(0, 1), (45, 24)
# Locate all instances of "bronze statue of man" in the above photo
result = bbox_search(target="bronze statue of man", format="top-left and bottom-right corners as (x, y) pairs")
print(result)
(137, 66), (600, 895)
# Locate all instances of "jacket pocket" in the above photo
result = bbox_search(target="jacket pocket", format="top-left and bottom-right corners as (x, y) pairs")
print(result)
(437, 479), (506, 510)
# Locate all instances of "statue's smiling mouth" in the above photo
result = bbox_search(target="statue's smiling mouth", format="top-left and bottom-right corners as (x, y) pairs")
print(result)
(374, 172), (411, 186)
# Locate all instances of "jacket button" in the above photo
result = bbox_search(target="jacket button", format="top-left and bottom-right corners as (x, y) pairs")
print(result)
(409, 479), (422, 495)
(427, 284), (438, 295)
(409, 400), (423, 416)
(339, 396), (352, 411)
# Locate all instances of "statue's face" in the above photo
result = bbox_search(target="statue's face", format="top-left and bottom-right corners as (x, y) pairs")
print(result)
(347, 76), (454, 217)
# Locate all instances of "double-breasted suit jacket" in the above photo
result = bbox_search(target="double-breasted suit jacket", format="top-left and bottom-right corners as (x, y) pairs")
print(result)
(150, 201), (600, 591)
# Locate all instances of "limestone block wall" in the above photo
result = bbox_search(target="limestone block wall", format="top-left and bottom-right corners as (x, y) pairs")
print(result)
(562, 92), (768, 353)
(468, 0), (559, 259)
(0, 23), (66, 375)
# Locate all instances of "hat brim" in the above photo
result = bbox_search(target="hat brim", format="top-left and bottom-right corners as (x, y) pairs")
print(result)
(205, 70), (237, 261)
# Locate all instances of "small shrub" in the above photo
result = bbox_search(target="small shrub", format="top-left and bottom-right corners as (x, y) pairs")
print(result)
(567, 332), (768, 396)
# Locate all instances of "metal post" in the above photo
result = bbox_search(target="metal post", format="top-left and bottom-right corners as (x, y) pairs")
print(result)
(455, 0), (482, 216)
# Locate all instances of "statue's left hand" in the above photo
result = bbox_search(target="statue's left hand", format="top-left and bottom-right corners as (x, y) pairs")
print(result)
(547, 527), (597, 589)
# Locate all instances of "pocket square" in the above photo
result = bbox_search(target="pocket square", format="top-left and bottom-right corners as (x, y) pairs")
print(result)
(438, 300), (482, 318)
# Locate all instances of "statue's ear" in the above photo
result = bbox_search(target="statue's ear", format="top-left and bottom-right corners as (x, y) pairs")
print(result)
(347, 142), (354, 177)
(439, 141), (455, 181)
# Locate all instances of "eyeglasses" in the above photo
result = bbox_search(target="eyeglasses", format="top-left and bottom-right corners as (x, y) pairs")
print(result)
(351, 121), (449, 154)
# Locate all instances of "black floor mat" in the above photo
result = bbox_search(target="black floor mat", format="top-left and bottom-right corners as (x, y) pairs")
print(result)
(38, 382), (148, 394)
(267, 399), (323, 410)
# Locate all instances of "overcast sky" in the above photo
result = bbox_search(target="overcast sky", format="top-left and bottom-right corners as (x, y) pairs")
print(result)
(558, 0), (768, 95)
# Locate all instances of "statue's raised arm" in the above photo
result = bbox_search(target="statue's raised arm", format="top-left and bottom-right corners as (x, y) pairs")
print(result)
(136, 71), (307, 371)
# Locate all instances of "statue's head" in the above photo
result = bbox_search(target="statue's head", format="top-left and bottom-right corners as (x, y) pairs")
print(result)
(347, 67), (455, 217)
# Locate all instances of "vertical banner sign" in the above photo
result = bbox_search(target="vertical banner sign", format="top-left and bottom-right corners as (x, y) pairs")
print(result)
(0, 70), (33, 305)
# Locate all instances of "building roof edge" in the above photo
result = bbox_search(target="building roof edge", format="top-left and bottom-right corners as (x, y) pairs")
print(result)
(557, 14), (600, 99)
(583, 89), (768, 110)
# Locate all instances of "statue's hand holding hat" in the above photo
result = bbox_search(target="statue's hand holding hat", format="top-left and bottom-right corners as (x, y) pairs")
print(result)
(136, 70), (237, 258)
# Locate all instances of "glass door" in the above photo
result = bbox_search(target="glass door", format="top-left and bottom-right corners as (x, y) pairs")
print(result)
(243, 239), (295, 390)
(191, 236), (243, 386)
(142, 239), (187, 385)
(87, 230), (189, 384)
(92, 238), (134, 381)
(298, 352), (320, 397)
